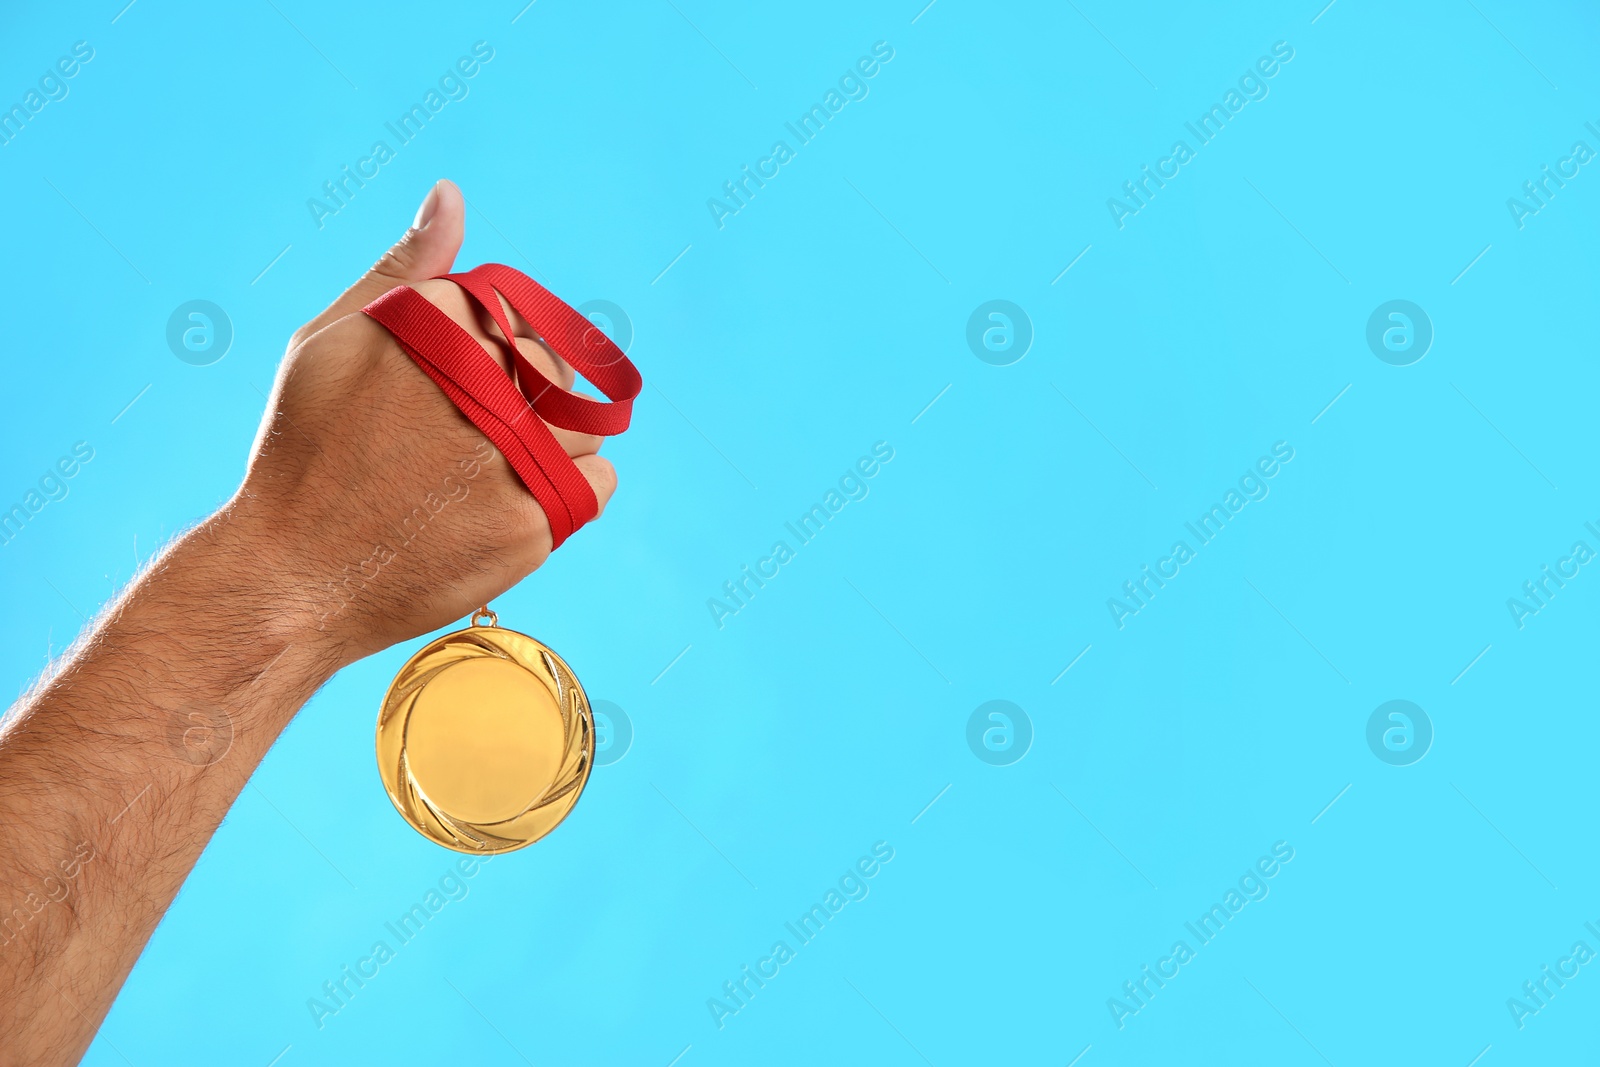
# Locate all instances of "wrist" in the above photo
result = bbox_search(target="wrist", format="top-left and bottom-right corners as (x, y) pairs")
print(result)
(202, 494), (371, 671)
(115, 506), (346, 725)
(16, 506), (344, 793)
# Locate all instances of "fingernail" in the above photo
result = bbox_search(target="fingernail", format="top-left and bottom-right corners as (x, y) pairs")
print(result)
(413, 181), (442, 230)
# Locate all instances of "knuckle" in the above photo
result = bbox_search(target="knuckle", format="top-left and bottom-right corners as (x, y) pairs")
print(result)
(588, 456), (617, 494)
(369, 236), (420, 283)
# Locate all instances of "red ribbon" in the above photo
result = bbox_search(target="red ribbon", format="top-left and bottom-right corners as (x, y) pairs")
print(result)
(362, 263), (642, 548)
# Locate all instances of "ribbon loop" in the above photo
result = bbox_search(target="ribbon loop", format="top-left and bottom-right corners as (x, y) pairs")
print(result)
(361, 263), (641, 548)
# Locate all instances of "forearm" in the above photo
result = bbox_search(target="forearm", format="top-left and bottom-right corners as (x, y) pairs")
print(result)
(0, 504), (338, 1064)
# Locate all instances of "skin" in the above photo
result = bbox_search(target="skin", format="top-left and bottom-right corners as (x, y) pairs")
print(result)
(0, 180), (616, 1065)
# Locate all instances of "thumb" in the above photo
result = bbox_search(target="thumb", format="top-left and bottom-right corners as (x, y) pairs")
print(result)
(293, 179), (466, 346)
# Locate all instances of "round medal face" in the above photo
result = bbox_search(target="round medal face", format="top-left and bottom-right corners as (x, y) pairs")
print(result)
(377, 621), (593, 854)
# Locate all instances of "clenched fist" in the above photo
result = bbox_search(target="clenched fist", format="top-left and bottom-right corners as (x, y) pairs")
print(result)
(234, 179), (617, 664)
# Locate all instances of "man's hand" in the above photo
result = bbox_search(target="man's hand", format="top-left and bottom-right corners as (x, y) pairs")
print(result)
(0, 180), (615, 1065)
(236, 178), (616, 663)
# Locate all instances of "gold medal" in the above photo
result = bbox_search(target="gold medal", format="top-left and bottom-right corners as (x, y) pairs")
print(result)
(361, 263), (641, 853)
(376, 607), (594, 854)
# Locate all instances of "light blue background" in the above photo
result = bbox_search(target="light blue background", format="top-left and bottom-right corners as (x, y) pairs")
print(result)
(2, 1), (1597, 1064)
